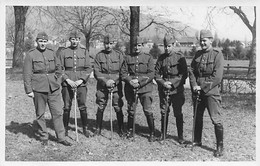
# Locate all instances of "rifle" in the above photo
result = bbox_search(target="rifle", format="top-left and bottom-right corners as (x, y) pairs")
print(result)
(74, 88), (79, 142)
(191, 90), (200, 150)
(132, 87), (139, 141)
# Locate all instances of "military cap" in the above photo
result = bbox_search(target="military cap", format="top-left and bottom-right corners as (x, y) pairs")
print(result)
(36, 32), (48, 40)
(200, 29), (213, 39)
(163, 35), (175, 46)
(69, 31), (81, 39)
(103, 34), (115, 44)
(136, 36), (143, 44)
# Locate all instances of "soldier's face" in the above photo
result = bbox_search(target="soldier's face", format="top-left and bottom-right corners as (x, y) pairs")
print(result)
(70, 37), (80, 48)
(164, 44), (174, 54)
(36, 39), (48, 51)
(200, 37), (213, 50)
(134, 43), (143, 53)
(104, 42), (113, 52)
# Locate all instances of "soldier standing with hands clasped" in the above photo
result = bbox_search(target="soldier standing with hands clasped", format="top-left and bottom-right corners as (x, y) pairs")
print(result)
(155, 35), (188, 144)
(188, 29), (224, 157)
(58, 31), (93, 138)
(23, 32), (72, 146)
(93, 35), (125, 137)
(121, 37), (155, 142)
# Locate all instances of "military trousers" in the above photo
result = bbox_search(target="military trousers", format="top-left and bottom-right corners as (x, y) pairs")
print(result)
(194, 93), (222, 125)
(158, 90), (185, 117)
(62, 86), (88, 111)
(33, 89), (66, 141)
(96, 89), (123, 112)
(125, 90), (153, 117)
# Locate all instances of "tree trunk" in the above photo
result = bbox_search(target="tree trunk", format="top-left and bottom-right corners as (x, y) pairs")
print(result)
(130, 6), (140, 54)
(248, 31), (256, 76)
(13, 6), (28, 68)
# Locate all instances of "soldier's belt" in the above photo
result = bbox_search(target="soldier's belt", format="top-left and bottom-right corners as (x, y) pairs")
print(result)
(65, 67), (85, 71)
(130, 73), (147, 77)
(33, 70), (55, 74)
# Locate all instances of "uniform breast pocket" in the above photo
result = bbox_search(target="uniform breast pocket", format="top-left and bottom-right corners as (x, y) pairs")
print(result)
(138, 61), (148, 72)
(111, 59), (120, 71)
(64, 56), (73, 67)
(99, 60), (107, 71)
(32, 59), (45, 70)
(78, 56), (85, 67)
(169, 62), (179, 75)
(127, 62), (136, 73)
(48, 58), (55, 70)
(205, 61), (214, 74)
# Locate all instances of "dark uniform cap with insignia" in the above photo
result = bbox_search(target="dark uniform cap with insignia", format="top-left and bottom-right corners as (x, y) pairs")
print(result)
(163, 35), (175, 46)
(103, 34), (114, 44)
(36, 32), (48, 40)
(69, 31), (81, 39)
(200, 29), (213, 39)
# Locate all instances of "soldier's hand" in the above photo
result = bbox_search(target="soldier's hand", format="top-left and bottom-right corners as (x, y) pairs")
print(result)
(27, 92), (34, 98)
(193, 85), (201, 92)
(106, 79), (115, 88)
(75, 80), (83, 87)
(66, 79), (77, 88)
(130, 79), (139, 88)
(163, 81), (172, 89)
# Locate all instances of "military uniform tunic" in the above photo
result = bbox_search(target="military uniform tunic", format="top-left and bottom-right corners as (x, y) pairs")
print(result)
(59, 45), (92, 111)
(121, 52), (154, 116)
(94, 49), (124, 112)
(23, 47), (66, 141)
(155, 51), (188, 117)
(189, 48), (224, 125)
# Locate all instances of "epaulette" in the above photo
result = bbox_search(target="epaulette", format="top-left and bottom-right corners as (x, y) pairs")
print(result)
(28, 48), (36, 53)
(144, 52), (151, 56)
(79, 45), (86, 49)
(213, 48), (221, 53)
(46, 47), (54, 51)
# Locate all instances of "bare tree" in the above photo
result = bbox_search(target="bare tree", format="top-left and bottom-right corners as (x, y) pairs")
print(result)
(39, 6), (110, 50)
(106, 7), (189, 41)
(206, 6), (256, 76)
(229, 6), (256, 75)
(13, 6), (29, 68)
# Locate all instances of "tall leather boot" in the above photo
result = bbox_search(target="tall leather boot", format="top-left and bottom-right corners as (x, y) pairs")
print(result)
(94, 109), (103, 136)
(80, 109), (93, 138)
(146, 114), (155, 142)
(116, 111), (125, 137)
(176, 115), (185, 144)
(160, 113), (169, 140)
(63, 109), (70, 136)
(214, 124), (224, 157)
(126, 115), (134, 138)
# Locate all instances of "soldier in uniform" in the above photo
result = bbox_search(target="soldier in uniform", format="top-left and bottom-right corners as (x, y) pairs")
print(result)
(23, 32), (72, 146)
(188, 30), (224, 157)
(154, 35), (188, 144)
(93, 35), (125, 137)
(121, 37), (155, 142)
(58, 31), (93, 137)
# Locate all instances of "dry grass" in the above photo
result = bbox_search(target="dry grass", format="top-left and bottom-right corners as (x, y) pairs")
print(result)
(5, 71), (255, 161)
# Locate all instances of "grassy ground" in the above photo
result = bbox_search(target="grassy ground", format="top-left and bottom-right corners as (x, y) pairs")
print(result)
(5, 70), (255, 162)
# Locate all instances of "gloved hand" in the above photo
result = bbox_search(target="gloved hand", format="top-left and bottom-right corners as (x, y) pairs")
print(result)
(66, 79), (77, 88)
(106, 79), (115, 88)
(163, 81), (172, 89)
(193, 85), (201, 92)
(27, 92), (34, 98)
(130, 79), (139, 88)
(75, 79), (83, 87)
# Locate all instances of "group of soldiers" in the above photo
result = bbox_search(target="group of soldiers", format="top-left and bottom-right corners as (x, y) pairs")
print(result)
(23, 29), (224, 157)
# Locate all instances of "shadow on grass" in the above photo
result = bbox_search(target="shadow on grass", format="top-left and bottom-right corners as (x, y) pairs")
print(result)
(6, 120), (60, 142)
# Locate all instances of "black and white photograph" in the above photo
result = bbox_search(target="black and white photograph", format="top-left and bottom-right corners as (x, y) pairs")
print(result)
(2, 0), (258, 165)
